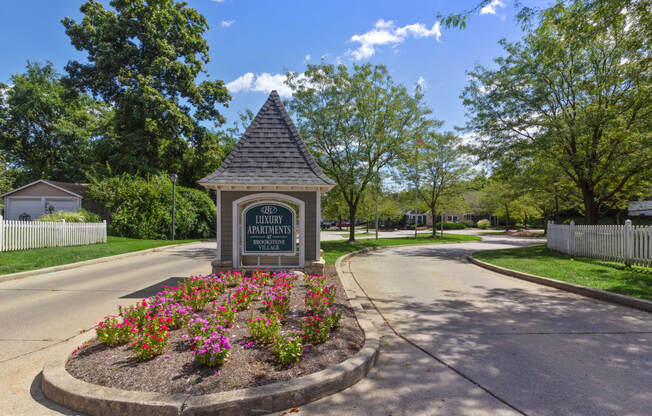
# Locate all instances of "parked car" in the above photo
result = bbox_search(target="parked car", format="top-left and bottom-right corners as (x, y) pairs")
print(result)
(320, 220), (337, 230)
(336, 221), (350, 227)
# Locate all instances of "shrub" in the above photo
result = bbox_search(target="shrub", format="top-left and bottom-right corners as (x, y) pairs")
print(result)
(262, 287), (291, 321)
(461, 219), (475, 228)
(95, 315), (136, 346)
(477, 219), (490, 229)
(212, 301), (238, 327)
(246, 315), (281, 345)
(118, 299), (150, 330)
(301, 314), (330, 344)
(231, 285), (255, 311)
(193, 332), (231, 367)
(38, 208), (101, 223)
(131, 315), (172, 360)
(85, 173), (216, 239)
(273, 333), (303, 366)
(434, 222), (467, 230)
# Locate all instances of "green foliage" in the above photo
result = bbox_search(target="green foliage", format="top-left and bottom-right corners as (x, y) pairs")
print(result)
(37, 208), (101, 223)
(461, 219), (475, 228)
(463, 0), (652, 224)
(86, 174), (215, 239)
(62, 0), (230, 177)
(477, 219), (491, 229)
(0, 62), (107, 183)
(434, 222), (467, 230)
(273, 332), (303, 366)
(287, 63), (421, 241)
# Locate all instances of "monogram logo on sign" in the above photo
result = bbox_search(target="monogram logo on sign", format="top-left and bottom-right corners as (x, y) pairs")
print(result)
(260, 205), (278, 215)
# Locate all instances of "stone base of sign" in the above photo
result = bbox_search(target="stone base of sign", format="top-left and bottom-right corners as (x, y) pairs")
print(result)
(211, 259), (233, 274)
(210, 258), (325, 275)
(304, 258), (326, 275)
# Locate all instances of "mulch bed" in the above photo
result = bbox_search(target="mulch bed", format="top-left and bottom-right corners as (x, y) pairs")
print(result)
(66, 265), (364, 395)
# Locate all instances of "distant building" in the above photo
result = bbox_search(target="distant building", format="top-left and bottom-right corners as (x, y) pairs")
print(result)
(628, 200), (652, 217)
(0, 180), (87, 220)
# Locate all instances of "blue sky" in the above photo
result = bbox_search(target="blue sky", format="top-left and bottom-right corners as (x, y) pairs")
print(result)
(0, 0), (547, 132)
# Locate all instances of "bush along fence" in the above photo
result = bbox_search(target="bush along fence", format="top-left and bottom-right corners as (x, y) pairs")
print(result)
(547, 220), (652, 267)
(0, 214), (107, 252)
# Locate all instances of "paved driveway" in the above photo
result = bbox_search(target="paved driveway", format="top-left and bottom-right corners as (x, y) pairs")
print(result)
(0, 242), (214, 415)
(294, 236), (651, 416)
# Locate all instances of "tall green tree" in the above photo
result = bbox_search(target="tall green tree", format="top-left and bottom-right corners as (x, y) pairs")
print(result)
(287, 63), (417, 241)
(62, 0), (230, 175)
(463, 0), (651, 224)
(0, 62), (105, 183)
(415, 132), (469, 237)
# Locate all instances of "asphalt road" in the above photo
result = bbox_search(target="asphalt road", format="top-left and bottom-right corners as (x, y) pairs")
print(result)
(0, 242), (214, 415)
(292, 236), (652, 416)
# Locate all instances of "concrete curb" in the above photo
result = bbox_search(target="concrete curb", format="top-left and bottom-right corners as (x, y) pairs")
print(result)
(41, 270), (380, 415)
(0, 242), (201, 284)
(467, 256), (652, 313)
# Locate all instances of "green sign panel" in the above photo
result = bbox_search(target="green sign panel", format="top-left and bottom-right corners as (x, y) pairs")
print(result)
(243, 203), (295, 254)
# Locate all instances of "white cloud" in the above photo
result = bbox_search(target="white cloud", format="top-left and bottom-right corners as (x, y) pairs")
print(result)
(226, 72), (254, 93)
(221, 20), (234, 28)
(211, 0), (225, 3)
(346, 18), (441, 61)
(480, 0), (505, 15)
(416, 76), (427, 90)
(304, 54), (311, 62)
(226, 72), (294, 97)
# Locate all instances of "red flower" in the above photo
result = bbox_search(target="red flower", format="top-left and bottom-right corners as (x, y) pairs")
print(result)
(142, 344), (151, 349)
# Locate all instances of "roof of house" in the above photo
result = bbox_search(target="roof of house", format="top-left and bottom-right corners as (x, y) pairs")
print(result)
(198, 90), (335, 190)
(0, 179), (87, 198)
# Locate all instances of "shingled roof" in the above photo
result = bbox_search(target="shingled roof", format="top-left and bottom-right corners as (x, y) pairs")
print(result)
(198, 91), (335, 191)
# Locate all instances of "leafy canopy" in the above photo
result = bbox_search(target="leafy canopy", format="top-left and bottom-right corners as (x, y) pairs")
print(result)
(463, 0), (652, 223)
(62, 0), (230, 175)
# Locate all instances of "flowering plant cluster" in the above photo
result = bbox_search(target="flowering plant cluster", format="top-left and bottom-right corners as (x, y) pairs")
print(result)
(95, 315), (136, 346)
(262, 287), (290, 321)
(212, 301), (237, 327)
(273, 332), (303, 366)
(230, 285), (255, 311)
(246, 314), (281, 345)
(193, 331), (231, 367)
(301, 274), (340, 344)
(131, 315), (172, 360)
(301, 314), (330, 344)
(91, 270), (340, 368)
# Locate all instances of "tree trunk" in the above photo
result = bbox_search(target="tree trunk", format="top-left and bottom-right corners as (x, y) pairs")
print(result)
(580, 185), (600, 225)
(348, 204), (357, 242)
(337, 214), (342, 231)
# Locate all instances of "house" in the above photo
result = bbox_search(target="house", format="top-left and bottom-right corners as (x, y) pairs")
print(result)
(628, 199), (652, 216)
(0, 180), (87, 220)
(404, 209), (429, 226)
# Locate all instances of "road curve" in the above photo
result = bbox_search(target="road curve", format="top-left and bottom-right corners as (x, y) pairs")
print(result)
(293, 236), (651, 416)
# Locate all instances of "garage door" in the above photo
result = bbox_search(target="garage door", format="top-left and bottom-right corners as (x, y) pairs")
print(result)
(7, 198), (43, 220)
(46, 198), (79, 213)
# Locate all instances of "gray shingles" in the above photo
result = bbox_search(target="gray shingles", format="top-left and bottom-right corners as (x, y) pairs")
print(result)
(198, 91), (335, 186)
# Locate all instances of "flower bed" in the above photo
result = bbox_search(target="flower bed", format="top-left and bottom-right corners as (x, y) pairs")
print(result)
(66, 265), (364, 395)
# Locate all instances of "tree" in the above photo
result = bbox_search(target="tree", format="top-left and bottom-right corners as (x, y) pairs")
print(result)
(407, 132), (468, 237)
(0, 155), (13, 195)
(463, 0), (652, 224)
(0, 62), (106, 184)
(62, 0), (230, 175)
(287, 63), (417, 241)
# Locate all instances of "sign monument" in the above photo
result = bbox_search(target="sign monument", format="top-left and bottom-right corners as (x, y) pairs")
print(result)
(243, 203), (295, 254)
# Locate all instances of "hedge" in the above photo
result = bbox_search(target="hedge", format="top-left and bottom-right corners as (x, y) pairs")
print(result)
(85, 174), (215, 240)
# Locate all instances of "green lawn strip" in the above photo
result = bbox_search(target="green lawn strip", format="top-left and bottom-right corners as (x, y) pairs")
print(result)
(0, 236), (200, 275)
(473, 244), (652, 301)
(321, 233), (481, 265)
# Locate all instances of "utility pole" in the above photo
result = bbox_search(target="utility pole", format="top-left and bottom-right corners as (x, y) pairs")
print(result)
(554, 182), (559, 223)
(414, 139), (420, 239)
(170, 173), (178, 240)
(375, 172), (380, 241)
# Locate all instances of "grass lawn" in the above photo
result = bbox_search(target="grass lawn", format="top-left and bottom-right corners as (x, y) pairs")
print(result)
(0, 236), (200, 275)
(473, 244), (652, 301)
(321, 233), (481, 264)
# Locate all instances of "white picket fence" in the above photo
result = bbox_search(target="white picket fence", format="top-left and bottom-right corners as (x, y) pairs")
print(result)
(0, 214), (107, 252)
(547, 220), (652, 267)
